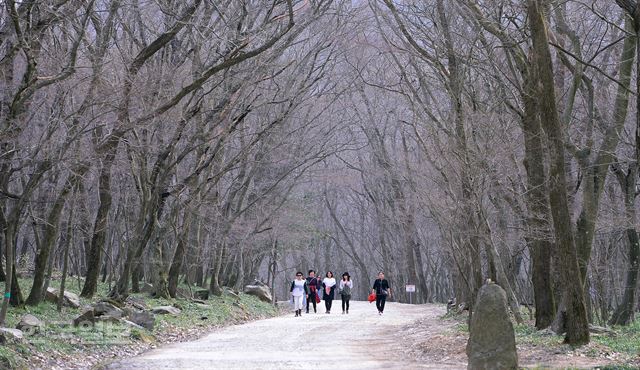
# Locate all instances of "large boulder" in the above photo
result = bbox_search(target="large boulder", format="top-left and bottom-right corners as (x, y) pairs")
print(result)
(121, 319), (145, 331)
(223, 287), (240, 300)
(45, 287), (80, 308)
(95, 315), (121, 324)
(151, 306), (181, 315)
(44, 288), (59, 303)
(126, 296), (148, 310)
(141, 282), (155, 294)
(128, 311), (155, 330)
(249, 279), (267, 287)
(243, 283), (272, 303)
(589, 324), (617, 337)
(16, 314), (43, 335)
(466, 283), (518, 370)
(175, 287), (191, 299)
(94, 301), (124, 319)
(0, 328), (23, 344)
(194, 289), (209, 300)
(73, 310), (95, 327)
(63, 291), (81, 308)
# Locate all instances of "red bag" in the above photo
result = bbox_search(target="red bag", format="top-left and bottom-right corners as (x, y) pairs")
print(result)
(368, 292), (376, 303)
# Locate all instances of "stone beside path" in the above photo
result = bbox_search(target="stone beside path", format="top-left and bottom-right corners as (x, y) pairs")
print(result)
(466, 283), (518, 370)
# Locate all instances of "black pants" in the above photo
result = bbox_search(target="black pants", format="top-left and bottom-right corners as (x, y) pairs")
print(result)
(325, 297), (333, 312)
(341, 294), (350, 312)
(306, 292), (317, 312)
(376, 294), (387, 312)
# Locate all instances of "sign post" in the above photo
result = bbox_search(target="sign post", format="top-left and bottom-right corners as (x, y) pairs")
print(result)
(405, 284), (416, 304)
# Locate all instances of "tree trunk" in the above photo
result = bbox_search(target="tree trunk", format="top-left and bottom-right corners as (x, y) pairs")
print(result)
(110, 243), (136, 300)
(437, 0), (483, 317)
(0, 250), (4, 282)
(58, 203), (75, 312)
(270, 239), (277, 306)
(209, 241), (225, 297)
(573, 13), (636, 285)
(81, 156), (114, 298)
(481, 215), (524, 324)
(414, 247), (430, 303)
(529, 239), (555, 328)
(131, 262), (142, 293)
(9, 269), (23, 307)
(110, 181), (170, 300)
(609, 221), (640, 325)
(607, 1), (640, 326)
(27, 169), (86, 305)
(609, 31), (640, 324)
(1, 221), (17, 324)
(152, 231), (171, 299)
(168, 226), (190, 298)
(0, 228), (5, 283)
(528, 0), (589, 345)
(522, 61), (556, 329)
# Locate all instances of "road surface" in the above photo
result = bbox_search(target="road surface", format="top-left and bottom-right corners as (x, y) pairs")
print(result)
(105, 301), (455, 370)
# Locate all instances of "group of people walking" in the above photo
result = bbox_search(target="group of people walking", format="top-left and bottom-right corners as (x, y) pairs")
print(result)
(289, 270), (391, 317)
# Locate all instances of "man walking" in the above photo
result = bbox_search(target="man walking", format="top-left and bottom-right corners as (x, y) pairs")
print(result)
(372, 272), (391, 315)
(306, 270), (321, 313)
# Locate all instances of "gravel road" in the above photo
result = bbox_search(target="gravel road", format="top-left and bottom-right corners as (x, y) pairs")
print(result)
(104, 301), (449, 370)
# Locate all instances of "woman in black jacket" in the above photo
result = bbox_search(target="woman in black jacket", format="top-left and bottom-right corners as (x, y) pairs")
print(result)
(305, 270), (321, 313)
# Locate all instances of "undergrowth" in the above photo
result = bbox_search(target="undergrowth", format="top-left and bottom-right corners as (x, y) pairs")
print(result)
(0, 278), (278, 369)
(443, 309), (640, 369)
(593, 319), (640, 356)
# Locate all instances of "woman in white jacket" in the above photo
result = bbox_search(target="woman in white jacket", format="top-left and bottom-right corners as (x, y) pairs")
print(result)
(290, 271), (308, 317)
(322, 271), (336, 314)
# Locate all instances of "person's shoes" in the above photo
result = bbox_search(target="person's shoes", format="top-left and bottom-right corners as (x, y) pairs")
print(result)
(295, 311), (299, 317)
(305, 309), (309, 314)
(346, 309), (349, 314)
(378, 311), (382, 315)
(342, 310), (345, 314)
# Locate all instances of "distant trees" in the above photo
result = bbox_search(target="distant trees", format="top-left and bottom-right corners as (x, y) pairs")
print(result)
(1, 0), (639, 345)
(1, 0), (95, 324)
(0, 0), (343, 321)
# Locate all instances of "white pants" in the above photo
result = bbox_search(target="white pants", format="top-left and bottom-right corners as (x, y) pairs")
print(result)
(293, 295), (303, 310)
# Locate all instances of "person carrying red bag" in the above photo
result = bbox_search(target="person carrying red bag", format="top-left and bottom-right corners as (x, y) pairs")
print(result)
(368, 292), (377, 303)
(372, 272), (391, 315)
(305, 270), (322, 313)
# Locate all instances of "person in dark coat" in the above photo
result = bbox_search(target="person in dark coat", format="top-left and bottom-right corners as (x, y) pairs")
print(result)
(372, 271), (391, 315)
(305, 270), (321, 313)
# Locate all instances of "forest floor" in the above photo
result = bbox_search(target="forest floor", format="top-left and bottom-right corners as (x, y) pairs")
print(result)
(101, 301), (639, 370)
(0, 278), (280, 370)
(397, 307), (640, 369)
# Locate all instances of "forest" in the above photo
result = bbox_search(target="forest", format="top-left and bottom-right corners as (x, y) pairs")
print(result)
(1, 0), (639, 348)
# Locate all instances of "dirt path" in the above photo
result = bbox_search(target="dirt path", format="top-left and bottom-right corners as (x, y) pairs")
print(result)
(104, 301), (454, 370)
(101, 301), (632, 369)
